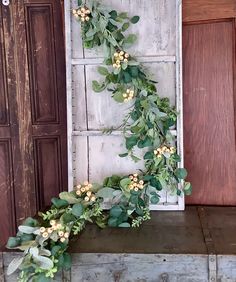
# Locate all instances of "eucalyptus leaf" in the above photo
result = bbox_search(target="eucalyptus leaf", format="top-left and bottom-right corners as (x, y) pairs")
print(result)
(36, 274), (51, 282)
(62, 253), (72, 270)
(109, 10), (118, 20)
(51, 245), (61, 256)
(108, 217), (118, 227)
(119, 12), (128, 19)
(97, 66), (109, 76)
(59, 192), (80, 204)
(150, 195), (160, 204)
(99, 17), (108, 33)
(118, 222), (130, 227)
(15, 241), (34, 251)
(110, 205), (123, 218)
(107, 34), (118, 46)
(7, 257), (24, 275)
(23, 217), (38, 227)
(119, 153), (128, 158)
(130, 16), (140, 24)
(120, 178), (131, 188)
(113, 91), (124, 103)
(184, 182), (192, 195)
(126, 136), (138, 149)
(61, 213), (76, 224)
(96, 187), (115, 199)
(92, 80), (107, 92)
(144, 151), (154, 160)
(29, 246), (39, 257)
(123, 34), (137, 48)
(175, 168), (188, 180)
(18, 226), (39, 235)
(103, 41), (110, 58)
(34, 255), (54, 270)
(39, 249), (51, 257)
(72, 203), (84, 217)
(6, 237), (21, 249)
(122, 22), (130, 31)
(51, 197), (68, 208)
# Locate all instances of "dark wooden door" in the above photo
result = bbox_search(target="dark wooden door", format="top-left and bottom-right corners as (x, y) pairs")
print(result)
(183, 0), (236, 205)
(0, 0), (67, 248)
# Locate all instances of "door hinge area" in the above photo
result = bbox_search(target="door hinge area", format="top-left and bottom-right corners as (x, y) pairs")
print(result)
(2, 0), (10, 6)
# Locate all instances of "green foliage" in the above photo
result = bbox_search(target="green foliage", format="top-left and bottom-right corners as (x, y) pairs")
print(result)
(72, 203), (84, 217)
(130, 16), (140, 24)
(7, 237), (21, 249)
(6, 1), (191, 281)
(51, 198), (68, 209)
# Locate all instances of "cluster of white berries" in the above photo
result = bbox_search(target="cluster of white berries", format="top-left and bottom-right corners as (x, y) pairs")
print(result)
(113, 50), (129, 69)
(123, 89), (135, 102)
(39, 220), (69, 243)
(154, 145), (176, 158)
(72, 7), (91, 22)
(128, 173), (144, 191)
(76, 181), (96, 202)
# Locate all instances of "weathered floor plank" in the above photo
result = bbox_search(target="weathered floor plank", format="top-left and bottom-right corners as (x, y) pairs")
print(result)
(2, 206), (236, 281)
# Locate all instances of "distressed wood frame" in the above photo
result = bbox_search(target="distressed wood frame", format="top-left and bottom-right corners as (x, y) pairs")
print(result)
(64, 0), (185, 211)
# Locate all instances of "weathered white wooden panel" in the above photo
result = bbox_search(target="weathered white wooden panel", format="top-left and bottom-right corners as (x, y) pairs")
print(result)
(3, 251), (236, 281)
(66, 0), (184, 210)
(70, 254), (208, 282)
(87, 135), (176, 203)
(71, 0), (176, 58)
(88, 135), (142, 181)
(71, 0), (83, 59)
(73, 136), (88, 185)
(167, 192), (178, 204)
(217, 255), (236, 282)
(72, 65), (87, 131)
(72, 62), (176, 131)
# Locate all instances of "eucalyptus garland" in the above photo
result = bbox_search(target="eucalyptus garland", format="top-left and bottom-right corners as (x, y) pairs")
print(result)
(6, 1), (192, 281)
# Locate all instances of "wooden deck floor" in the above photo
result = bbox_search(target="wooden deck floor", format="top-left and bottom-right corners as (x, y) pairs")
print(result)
(69, 206), (236, 255)
(2, 206), (236, 281)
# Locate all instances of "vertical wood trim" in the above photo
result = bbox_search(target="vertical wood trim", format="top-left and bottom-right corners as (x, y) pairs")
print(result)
(11, 1), (36, 223)
(64, 0), (73, 191)
(176, 0), (185, 210)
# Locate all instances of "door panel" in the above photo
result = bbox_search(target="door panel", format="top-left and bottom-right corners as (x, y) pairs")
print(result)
(183, 1), (236, 205)
(0, 23), (9, 126)
(183, 0), (236, 22)
(26, 4), (59, 123)
(0, 140), (15, 246)
(0, 0), (67, 248)
(34, 137), (64, 208)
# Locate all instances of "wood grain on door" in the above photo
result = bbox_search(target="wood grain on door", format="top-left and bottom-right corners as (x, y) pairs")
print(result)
(183, 1), (236, 205)
(0, 0), (67, 248)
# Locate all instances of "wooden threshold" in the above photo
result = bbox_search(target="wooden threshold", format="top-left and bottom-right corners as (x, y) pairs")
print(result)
(69, 206), (236, 255)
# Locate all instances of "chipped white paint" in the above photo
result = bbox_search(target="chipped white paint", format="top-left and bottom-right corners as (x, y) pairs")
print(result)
(65, 0), (184, 209)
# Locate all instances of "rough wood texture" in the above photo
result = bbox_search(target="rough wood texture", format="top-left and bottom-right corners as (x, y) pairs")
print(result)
(183, 19), (236, 205)
(70, 207), (207, 254)
(71, 0), (176, 58)
(67, 0), (182, 208)
(2, 207), (236, 281)
(70, 254), (208, 282)
(183, 0), (236, 22)
(0, 0), (67, 248)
